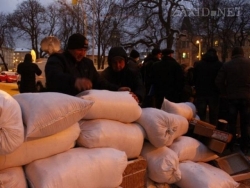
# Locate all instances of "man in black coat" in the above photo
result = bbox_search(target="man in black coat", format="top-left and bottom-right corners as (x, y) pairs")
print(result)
(216, 47), (250, 154)
(45, 33), (119, 96)
(193, 48), (222, 125)
(17, 53), (42, 93)
(151, 48), (184, 109)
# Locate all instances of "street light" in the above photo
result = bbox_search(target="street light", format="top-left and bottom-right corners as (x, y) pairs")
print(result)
(196, 40), (202, 60)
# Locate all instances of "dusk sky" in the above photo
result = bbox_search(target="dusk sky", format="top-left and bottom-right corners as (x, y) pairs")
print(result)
(0, 0), (59, 14)
(1, 0), (67, 48)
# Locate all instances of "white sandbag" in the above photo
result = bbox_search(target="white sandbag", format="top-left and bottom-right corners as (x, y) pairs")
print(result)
(13, 92), (93, 140)
(175, 161), (239, 188)
(147, 178), (171, 188)
(141, 141), (181, 184)
(161, 98), (196, 120)
(77, 90), (142, 123)
(25, 147), (127, 188)
(0, 122), (80, 171)
(169, 136), (218, 162)
(136, 108), (188, 147)
(77, 119), (145, 159)
(0, 90), (24, 155)
(0, 166), (27, 188)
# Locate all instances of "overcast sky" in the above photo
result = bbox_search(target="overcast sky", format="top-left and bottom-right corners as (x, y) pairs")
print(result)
(0, 0), (65, 48)
(0, 0), (57, 14)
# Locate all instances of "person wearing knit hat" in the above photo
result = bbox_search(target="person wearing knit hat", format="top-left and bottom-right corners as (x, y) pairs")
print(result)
(127, 49), (141, 73)
(45, 33), (121, 96)
(67, 33), (89, 50)
(162, 48), (174, 56)
(101, 46), (145, 104)
(216, 46), (250, 154)
(150, 47), (184, 108)
(130, 49), (140, 59)
(151, 48), (162, 59)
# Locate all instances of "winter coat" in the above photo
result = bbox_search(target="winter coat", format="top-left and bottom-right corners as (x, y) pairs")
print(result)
(45, 51), (118, 96)
(215, 55), (250, 99)
(17, 61), (42, 93)
(193, 52), (222, 97)
(102, 47), (145, 103)
(151, 55), (184, 102)
(141, 56), (160, 93)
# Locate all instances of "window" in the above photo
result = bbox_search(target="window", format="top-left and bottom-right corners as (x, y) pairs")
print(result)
(214, 40), (219, 47)
(182, 52), (189, 59)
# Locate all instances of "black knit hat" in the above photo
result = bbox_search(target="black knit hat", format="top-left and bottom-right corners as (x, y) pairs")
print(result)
(162, 48), (174, 56)
(151, 48), (162, 56)
(231, 46), (244, 57)
(67, 33), (88, 50)
(130, 49), (140, 58)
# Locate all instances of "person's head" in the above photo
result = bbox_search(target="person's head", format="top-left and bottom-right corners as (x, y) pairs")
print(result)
(130, 49), (140, 61)
(108, 47), (128, 72)
(231, 46), (244, 57)
(162, 48), (174, 57)
(24, 53), (32, 63)
(151, 48), (162, 60)
(67, 33), (88, 62)
(202, 47), (219, 62)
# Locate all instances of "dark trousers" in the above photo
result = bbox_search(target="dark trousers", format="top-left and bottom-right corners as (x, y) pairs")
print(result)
(227, 99), (250, 147)
(194, 96), (219, 125)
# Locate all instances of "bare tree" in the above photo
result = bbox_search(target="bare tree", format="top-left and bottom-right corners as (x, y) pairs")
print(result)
(119, 0), (193, 50)
(7, 0), (47, 58)
(0, 13), (14, 71)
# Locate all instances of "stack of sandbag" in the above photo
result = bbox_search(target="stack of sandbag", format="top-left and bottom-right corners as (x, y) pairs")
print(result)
(0, 91), (94, 187)
(161, 98), (197, 121)
(76, 90), (146, 159)
(136, 99), (239, 188)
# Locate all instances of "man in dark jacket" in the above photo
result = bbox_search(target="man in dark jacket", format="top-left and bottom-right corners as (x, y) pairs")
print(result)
(101, 47), (145, 104)
(127, 49), (141, 73)
(17, 53), (42, 93)
(151, 48), (184, 109)
(140, 48), (162, 107)
(193, 48), (222, 125)
(216, 47), (250, 154)
(45, 33), (119, 96)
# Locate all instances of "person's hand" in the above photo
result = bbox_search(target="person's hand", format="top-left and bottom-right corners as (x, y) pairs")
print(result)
(130, 92), (139, 103)
(118, 87), (131, 92)
(75, 78), (93, 91)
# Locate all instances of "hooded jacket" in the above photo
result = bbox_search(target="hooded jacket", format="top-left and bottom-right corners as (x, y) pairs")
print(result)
(101, 47), (145, 103)
(17, 56), (42, 93)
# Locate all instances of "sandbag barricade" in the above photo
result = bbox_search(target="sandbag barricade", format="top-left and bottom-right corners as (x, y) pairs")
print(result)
(0, 123), (80, 170)
(25, 147), (127, 188)
(0, 90), (24, 155)
(13, 92), (93, 140)
(169, 136), (218, 162)
(175, 161), (239, 188)
(0, 166), (27, 188)
(141, 141), (181, 184)
(77, 90), (142, 123)
(77, 119), (146, 159)
(136, 108), (189, 147)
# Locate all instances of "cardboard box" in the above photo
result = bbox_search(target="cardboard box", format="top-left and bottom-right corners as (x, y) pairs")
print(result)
(119, 156), (147, 188)
(212, 152), (250, 181)
(189, 118), (216, 137)
(207, 138), (228, 153)
(211, 129), (233, 143)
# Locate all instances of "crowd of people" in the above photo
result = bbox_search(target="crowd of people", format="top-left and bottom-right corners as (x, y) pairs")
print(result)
(18, 33), (250, 154)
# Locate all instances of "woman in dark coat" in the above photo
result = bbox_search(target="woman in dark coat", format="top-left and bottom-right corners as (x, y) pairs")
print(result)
(17, 53), (42, 93)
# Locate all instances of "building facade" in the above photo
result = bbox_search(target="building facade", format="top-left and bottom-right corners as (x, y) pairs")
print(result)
(0, 47), (14, 71)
